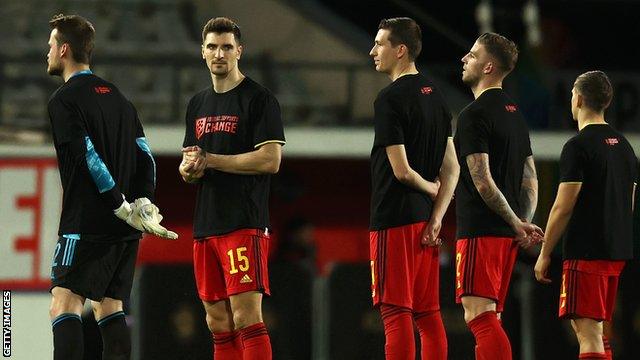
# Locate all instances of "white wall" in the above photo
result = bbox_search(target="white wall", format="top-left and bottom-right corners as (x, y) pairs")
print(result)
(4, 292), (52, 360)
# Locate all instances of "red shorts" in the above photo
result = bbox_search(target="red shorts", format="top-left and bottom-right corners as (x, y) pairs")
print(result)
(559, 260), (625, 321)
(369, 221), (440, 312)
(193, 229), (270, 302)
(455, 237), (518, 312)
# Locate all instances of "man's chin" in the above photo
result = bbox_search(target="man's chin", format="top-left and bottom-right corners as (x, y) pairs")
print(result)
(374, 64), (387, 74)
(462, 75), (476, 87)
(210, 69), (229, 76)
(47, 67), (62, 76)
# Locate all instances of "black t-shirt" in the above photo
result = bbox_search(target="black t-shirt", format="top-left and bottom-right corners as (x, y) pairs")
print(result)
(183, 77), (285, 238)
(560, 124), (637, 260)
(48, 73), (155, 242)
(370, 74), (452, 230)
(454, 88), (532, 239)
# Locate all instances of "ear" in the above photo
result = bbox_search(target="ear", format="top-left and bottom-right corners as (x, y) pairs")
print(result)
(201, 44), (206, 60)
(483, 62), (494, 75)
(59, 43), (69, 58)
(237, 45), (243, 60)
(576, 93), (583, 109)
(396, 44), (407, 59)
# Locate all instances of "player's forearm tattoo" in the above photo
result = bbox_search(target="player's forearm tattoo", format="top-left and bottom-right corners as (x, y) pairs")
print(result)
(519, 156), (538, 222)
(467, 153), (519, 225)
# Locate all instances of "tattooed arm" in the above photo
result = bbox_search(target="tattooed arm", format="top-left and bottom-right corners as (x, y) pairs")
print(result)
(467, 153), (521, 227)
(519, 156), (538, 222)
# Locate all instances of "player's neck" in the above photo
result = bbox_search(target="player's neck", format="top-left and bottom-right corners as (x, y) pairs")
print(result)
(211, 69), (245, 93)
(390, 62), (418, 82)
(472, 78), (502, 99)
(577, 111), (607, 131)
(63, 63), (91, 82)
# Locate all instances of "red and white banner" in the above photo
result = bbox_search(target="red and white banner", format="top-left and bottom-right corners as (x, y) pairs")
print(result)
(0, 159), (61, 290)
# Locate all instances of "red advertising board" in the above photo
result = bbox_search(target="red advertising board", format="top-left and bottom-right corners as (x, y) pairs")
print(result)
(0, 159), (60, 290)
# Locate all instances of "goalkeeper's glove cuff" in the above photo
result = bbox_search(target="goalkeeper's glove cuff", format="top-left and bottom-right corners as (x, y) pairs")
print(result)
(113, 200), (132, 221)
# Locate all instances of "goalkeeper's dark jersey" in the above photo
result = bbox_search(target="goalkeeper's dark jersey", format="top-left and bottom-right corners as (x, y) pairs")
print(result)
(183, 77), (285, 238)
(48, 71), (156, 242)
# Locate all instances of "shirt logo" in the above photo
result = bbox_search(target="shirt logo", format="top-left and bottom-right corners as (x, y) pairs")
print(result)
(505, 104), (517, 112)
(420, 86), (433, 95)
(195, 115), (239, 139)
(94, 86), (111, 94)
(604, 138), (619, 146)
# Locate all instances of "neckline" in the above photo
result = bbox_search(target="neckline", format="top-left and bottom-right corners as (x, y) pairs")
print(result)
(477, 86), (502, 98)
(212, 76), (247, 95)
(69, 69), (93, 80)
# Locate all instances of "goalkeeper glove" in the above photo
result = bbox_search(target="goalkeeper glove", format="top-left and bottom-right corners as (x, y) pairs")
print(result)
(130, 198), (178, 240)
(113, 199), (145, 232)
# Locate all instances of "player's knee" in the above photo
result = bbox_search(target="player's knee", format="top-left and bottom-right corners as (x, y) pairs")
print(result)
(49, 289), (82, 319)
(462, 304), (481, 323)
(461, 298), (495, 323)
(92, 298), (123, 320)
(463, 309), (477, 323)
(205, 313), (231, 333)
(232, 308), (262, 330)
(574, 325), (600, 344)
(49, 302), (59, 320)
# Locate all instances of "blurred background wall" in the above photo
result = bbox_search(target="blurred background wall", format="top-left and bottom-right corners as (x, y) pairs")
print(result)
(1, 0), (639, 359)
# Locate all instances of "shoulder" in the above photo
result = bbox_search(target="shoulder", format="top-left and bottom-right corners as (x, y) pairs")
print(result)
(242, 77), (275, 99)
(457, 100), (482, 124)
(562, 133), (584, 154)
(187, 87), (212, 107)
(613, 130), (637, 157)
(374, 80), (406, 109)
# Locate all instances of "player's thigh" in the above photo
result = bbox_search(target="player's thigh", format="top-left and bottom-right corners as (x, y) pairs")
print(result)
(560, 263), (617, 322)
(455, 237), (513, 310)
(369, 224), (419, 309)
(496, 240), (519, 312)
(51, 237), (134, 302)
(218, 231), (270, 298)
(103, 240), (139, 302)
(194, 238), (228, 302)
(413, 245), (440, 312)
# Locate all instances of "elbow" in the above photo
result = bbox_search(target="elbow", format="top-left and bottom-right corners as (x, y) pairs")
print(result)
(266, 164), (280, 174)
(450, 164), (461, 181)
(475, 182), (490, 196)
(440, 162), (460, 184)
(264, 157), (281, 174)
(393, 169), (411, 184)
(551, 204), (572, 218)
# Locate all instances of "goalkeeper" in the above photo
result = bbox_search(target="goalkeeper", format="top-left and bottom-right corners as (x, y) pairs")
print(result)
(45, 14), (176, 360)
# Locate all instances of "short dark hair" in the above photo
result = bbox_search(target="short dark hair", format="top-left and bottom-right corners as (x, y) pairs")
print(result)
(575, 71), (613, 113)
(378, 17), (422, 61)
(49, 14), (95, 64)
(202, 17), (241, 44)
(476, 32), (518, 74)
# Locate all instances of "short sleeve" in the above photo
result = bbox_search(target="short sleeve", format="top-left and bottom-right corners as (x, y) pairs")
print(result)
(559, 140), (585, 183)
(132, 102), (145, 138)
(182, 96), (198, 147)
(373, 95), (404, 147)
(48, 98), (87, 145)
(252, 92), (285, 148)
(457, 109), (491, 157)
(632, 156), (638, 184)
